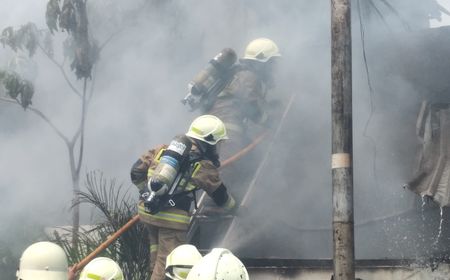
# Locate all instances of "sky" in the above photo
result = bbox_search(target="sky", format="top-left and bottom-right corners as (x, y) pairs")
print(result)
(1, 0), (450, 261)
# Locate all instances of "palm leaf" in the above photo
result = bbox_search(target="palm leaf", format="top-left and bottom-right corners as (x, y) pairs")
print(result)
(51, 170), (150, 280)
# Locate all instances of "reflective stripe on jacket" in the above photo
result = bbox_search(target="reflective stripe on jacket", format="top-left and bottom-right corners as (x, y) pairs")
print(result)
(131, 143), (225, 230)
(138, 202), (191, 231)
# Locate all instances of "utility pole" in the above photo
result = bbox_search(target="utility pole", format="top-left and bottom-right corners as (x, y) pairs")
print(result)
(331, 0), (355, 280)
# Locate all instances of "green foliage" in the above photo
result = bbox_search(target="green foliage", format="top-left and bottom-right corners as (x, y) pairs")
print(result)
(45, 0), (99, 79)
(46, 0), (83, 35)
(46, 0), (61, 34)
(0, 70), (34, 109)
(51, 171), (150, 280)
(0, 23), (39, 57)
(0, 22), (54, 60)
(59, 0), (78, 34)
(1, 0), (99, 80)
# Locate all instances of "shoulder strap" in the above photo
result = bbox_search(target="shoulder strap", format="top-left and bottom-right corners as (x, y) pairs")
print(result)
(168, 157), (203, 208)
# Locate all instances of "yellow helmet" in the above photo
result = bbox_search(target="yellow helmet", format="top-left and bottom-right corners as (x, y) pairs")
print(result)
(186, 115), (228, 145)
(165, 244), (203, 280)
(243, 38), (281, 62)
(79, 257), (124, 280)
(186, 248), (249, 280)
(16, 242), (68, 280)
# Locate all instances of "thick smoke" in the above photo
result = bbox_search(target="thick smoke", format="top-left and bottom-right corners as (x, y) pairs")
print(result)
(1, 0), (448, 263)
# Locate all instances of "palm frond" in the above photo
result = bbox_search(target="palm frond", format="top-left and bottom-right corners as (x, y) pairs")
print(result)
(52, 170), (149, 280)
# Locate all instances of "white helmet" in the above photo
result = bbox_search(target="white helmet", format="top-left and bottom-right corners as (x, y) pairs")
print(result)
(79, 257), (124, 280)
(16, 241), (68, 280)
(243, 38), (281, 63)
(165, 244), (203, 280)
(186, 248), (249, 280)
(186, 115), (228, 145)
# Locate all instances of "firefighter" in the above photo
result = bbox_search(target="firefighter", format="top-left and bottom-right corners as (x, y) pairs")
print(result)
(165, 244), (203, 280)
(207, 38), (281, 157)
(16, 241), (69, 280)
(130, 115), (236, 280)
(185, 248), (249, 280)
(79, 257), (124, 280)
(205, 38), (281, 200)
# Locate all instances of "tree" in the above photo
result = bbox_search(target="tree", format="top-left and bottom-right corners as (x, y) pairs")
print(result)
(0, 0), (99, 249)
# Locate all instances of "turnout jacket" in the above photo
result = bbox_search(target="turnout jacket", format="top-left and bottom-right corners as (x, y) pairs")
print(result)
(208, 67), (269, 133)
(130, 142), (235, 230)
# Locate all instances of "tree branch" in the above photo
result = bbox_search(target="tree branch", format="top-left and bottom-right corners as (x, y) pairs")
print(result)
(37, 43), (82, 98)
(99, 31), (119, 52)
(87, 64), (97, 102)
(96, 0), (150, 53)
(0, 96), (70, 145)
(75, 78), (88, 175)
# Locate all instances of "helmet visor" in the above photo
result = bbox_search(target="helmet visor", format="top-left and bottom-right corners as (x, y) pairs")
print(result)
(167, 265), (193, 280)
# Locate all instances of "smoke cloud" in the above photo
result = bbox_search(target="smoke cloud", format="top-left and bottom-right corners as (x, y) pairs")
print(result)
(1, 0), (448, 263)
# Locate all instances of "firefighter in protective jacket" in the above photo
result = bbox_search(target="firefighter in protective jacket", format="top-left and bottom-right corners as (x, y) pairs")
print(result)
(205, 38), (281, 202)
(208, 38), (281, 158)
(130, 115), (236, 280)
(184, 37), (281, 158)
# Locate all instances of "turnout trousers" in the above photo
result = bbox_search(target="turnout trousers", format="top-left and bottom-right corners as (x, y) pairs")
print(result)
(147, 225), (186, 280)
